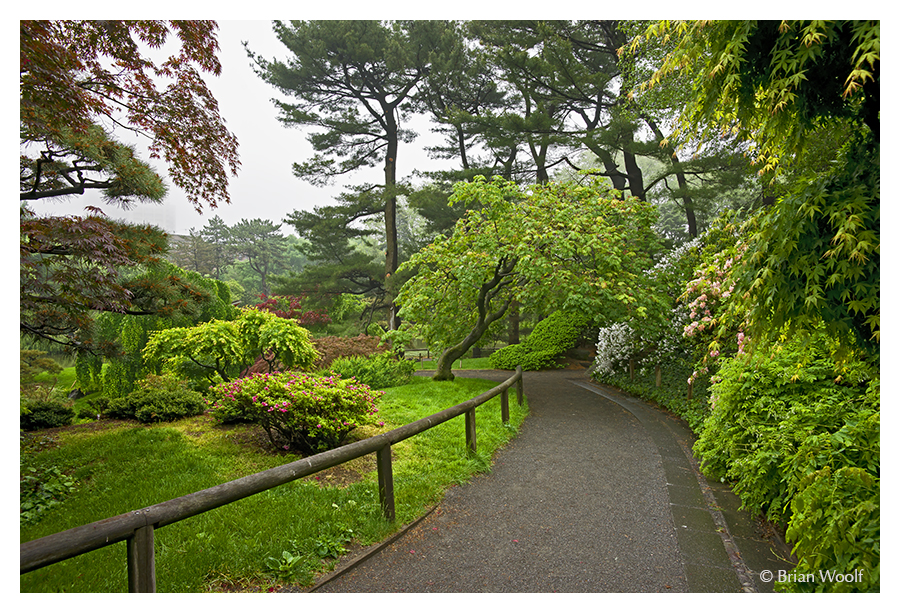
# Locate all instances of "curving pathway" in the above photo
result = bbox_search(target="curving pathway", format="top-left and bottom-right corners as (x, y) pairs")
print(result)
(299, 369), (794, 593)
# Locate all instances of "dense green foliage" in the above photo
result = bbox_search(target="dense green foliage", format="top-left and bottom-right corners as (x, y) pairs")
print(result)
(21, 398), (75, 431)
(74, 264), (239, 398)
(143, 309), (319, 384)
(207, 372), (382, 454)
(731, 134), (879, 354)
(93, 374), (206, 424)
(490, 311), (589, 370)
(635, 20), (880, 360)
(633, 20), (879, 174)
(327, 353), (417, 390)
(20, 351), (69, 423)
(398, 176), (663, 379)
(694, 328), (878, 591)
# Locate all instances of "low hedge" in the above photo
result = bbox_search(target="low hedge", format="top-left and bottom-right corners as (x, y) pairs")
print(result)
(92, 374), (206, 423)
(327, 352), (416, 390)
(490, 310), (589, 370)
(20, 398), (75, 431)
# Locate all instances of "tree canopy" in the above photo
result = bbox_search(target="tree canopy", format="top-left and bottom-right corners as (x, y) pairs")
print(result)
(20, 20), (240, 353)
(248, 20), (455, 329)
(20, 20), (239, 210)
(397, 176), (664, 380)
(21, 215), (214, 354)
(635, 20), (880, 354)
(631, 20), (879, 174)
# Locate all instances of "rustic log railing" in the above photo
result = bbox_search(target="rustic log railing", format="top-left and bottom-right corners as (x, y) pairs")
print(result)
(20, 367), (524, 593)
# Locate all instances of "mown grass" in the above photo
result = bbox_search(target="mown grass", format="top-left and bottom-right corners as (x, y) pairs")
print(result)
(20, 374), (527, 592)
(411, 356), (495, 371)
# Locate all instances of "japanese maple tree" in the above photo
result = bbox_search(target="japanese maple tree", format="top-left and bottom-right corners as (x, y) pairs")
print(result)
(397, 176), (664, 380)
(20, 20), (240, 352)
(20, 20), (239, 209)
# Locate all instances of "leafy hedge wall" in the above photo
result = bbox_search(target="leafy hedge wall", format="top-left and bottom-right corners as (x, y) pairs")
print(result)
(694, 329), (879, 592)
(489, 310), (589, 370)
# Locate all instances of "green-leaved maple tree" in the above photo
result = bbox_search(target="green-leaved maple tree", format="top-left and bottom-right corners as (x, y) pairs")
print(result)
(397, 176), (664, 380)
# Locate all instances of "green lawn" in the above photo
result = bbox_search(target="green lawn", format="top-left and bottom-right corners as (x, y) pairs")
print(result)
(411, 356), (496, 371)
(20, 375), (528, 592)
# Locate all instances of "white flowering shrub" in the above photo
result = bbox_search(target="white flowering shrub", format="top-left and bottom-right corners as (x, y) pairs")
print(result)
(592, 237), (703, 378)
(592, 322), (636, 376)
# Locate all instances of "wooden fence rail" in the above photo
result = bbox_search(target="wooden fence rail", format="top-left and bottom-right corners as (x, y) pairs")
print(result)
(20, 367), (524, 593)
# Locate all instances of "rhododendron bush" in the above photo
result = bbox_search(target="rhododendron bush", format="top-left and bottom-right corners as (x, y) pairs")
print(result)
(207, 372), (382, 454)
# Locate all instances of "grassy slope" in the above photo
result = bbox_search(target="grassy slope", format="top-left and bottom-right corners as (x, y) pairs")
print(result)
(20, 374), (527, 592)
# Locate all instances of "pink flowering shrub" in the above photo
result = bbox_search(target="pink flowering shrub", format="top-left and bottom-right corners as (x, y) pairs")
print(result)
(207, 371), (382, 454)
(678, 219), (749, 385)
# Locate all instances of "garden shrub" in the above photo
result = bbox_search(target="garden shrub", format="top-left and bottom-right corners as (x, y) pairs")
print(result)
(490, 310), (589, 370)
(592, 322), (636, 377)
(694, 328), (879, 592)
(20, 350), (64, 399)
(143, 309), (319, 385)
(207, 372), (382, 454)
(100, 374), (206, 423)
(327, 352), (416, 389)
(20, 398), (75, 431)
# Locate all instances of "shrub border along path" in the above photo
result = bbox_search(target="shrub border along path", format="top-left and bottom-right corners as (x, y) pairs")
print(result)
(301, 369), (797, 593)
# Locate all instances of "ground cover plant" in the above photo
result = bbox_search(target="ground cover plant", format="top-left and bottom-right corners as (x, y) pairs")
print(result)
(20, 375), (527, 592)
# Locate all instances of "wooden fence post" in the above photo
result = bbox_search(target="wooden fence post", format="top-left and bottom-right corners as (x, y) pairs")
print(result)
(628, 359), (635, 381)
(501, 389), (510, 424)
(655, 364), (662, 387)
(465, 408), (477, 455)
(126, 523), (156, 593)
(376, 445), (395, 522)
